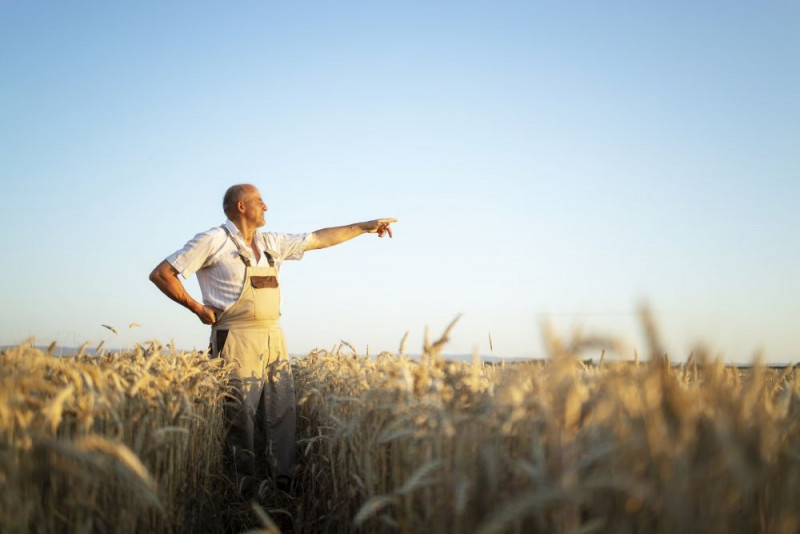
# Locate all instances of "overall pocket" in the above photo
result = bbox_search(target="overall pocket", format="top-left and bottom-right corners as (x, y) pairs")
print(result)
(251, 277), (281, 320)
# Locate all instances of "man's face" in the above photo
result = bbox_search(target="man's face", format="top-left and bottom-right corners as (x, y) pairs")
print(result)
(241, 187), (268, 227)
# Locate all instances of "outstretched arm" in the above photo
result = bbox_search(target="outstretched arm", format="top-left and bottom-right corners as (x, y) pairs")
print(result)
(305, 218), (397, 251)
(149, 260), (218, 324)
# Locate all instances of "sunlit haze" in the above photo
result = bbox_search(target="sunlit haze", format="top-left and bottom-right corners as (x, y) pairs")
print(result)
(1, 1), (798, 363)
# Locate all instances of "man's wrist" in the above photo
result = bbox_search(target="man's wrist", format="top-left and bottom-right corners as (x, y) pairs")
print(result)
(187, 300), (204, 315)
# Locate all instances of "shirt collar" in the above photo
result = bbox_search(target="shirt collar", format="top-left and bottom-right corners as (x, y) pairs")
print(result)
(223, 219), (242, 237)
(223, 219), (264, 249)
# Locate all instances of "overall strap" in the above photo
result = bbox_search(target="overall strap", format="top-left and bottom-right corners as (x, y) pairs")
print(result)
(221, 225), (252, 267)
(220, 225), (275, 267)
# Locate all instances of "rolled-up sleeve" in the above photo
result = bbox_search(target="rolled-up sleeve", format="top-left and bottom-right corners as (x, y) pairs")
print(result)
(166, 228), (223, 279)
(265, 232), (312, 262)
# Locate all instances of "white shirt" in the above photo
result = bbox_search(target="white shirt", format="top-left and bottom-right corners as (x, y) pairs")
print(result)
(166, 220), (312, 312)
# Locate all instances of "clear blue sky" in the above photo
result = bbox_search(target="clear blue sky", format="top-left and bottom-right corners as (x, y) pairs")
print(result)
(2, 1), (798, 363)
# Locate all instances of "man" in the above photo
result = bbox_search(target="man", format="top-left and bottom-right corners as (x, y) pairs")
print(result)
(149, 183), (396, 496)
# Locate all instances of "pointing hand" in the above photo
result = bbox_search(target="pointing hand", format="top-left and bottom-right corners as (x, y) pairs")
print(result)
(366, 218), (397, 238)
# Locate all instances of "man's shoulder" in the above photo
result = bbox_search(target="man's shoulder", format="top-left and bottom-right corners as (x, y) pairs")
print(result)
(176, 225), (228, 253)
(260, 231), (308, 246)
(260, 230), (307, 239)
(259, 230), (286, 242)
(194, 224), (228, 240)
(260, 231), (311, 262)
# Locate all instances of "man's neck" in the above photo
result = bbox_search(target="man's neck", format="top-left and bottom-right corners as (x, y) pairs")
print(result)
(230, 219), (261, 262)
(230, 219), (257, 244)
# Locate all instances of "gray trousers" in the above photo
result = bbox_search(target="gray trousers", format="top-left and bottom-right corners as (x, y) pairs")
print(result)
(213, 327), (296, 489)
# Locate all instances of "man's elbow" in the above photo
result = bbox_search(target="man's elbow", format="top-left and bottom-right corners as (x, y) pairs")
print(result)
(149, 261), (171, 286)
(149, 270), (162, 291)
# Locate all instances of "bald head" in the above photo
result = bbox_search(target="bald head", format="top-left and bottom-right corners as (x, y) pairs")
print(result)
(223, 184), (256, 218)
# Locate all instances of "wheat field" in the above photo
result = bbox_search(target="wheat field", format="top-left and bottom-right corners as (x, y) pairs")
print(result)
(2, 324), (799, 533)
(0, 341), (231, 533)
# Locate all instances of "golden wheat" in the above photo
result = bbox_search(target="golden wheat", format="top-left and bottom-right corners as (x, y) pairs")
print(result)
(0, 343), (232, 533)
(3, 320), (799, 534)
(290, 324), (800, 534)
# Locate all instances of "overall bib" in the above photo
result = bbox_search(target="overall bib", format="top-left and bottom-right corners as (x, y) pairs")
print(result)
(211, 228), (296, 488)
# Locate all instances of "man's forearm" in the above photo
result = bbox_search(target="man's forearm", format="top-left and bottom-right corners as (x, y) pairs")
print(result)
(306, 223), (370, 251)
(149, 260), (204, 315)
(306, 218), (397, 251)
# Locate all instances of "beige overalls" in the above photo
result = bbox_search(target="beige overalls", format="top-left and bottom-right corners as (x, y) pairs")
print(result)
(211, 227), (296, 488)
